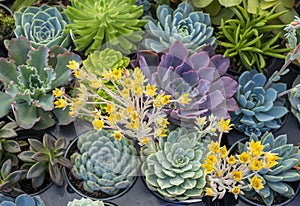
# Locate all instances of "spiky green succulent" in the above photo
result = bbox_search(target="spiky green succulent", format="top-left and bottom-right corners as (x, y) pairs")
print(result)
(141, 128), (207, 200)
(14, 4), (71, 49)
(238, 132), (300, 206)
(18, 133), (72, 188)
(67, 198), (105, 206)
(0, 194), (45, 206)
(71, 130), (140, 195)
(0, 37), (81, 130)
(64, 0), (146, 55)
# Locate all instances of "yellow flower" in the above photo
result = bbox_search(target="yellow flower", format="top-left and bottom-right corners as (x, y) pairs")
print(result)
(103, 70), (111, 79)
(251, 175), (264, 190)
(205, 188), (215, 197)
(205, 154), (218, 164)
(130, 111), (139, 121)
(208, 141), (220, 154)
(111, 68), (122, 80)
(113, 131), (123, 141)
(238, 151), (251, 164)
(140, 137), (150, 145)
(197, 117), (206, 125)
(54, 99), (67, 108)
(92, 119), (104, 130)
(74, 70), (84, 79)
(127, 120), (139, 130)
(232, 186), (240, 195)
(92, 110), (101, 119)
(120, 88), (130, 99)
(178, 93), (191, 105)
(107, 114), (116, 124)
(90, 79), (102, 89)
(124, 78), (133, 88)
(154, 92), (171, 107)
(218, 118), (234, 133)
(133, 67), (144, 83)
(67, 60), (79, 70)
(145, 83), (156, 97)
(264, 152), (279, 168)
(227, 155), (237, 165)
(250, 140), (264, 156)
(231, 170), (243, 182)
(156, 117), (169, 128)
(215, 171), (223, 178)
(202, 163), (214, 173)
(132, 84), (143, 96)
(155, 128), (168, 137)
(104, 103), (115, 114)
(126, 107), (134, 115)
(115, 112), (123, 121)
(221, 146), (228, 158)
(53, 88), (64, 97)
(250, 159), (263, 171)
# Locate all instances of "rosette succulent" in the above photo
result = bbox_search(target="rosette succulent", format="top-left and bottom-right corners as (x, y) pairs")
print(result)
(0, 37), (81, 129)
(143, 2), (216, 53)
(64, 0), (146, 55)
(0, 159), (23, 194)
(14, 4), (71, 49)
(71, 130), (140, 195)
(238, 132), (300, 206)
(67, 198), (114, 206)
(0, 194), (45, 206)
(141, 128), (207, 200)
(134, 41), (238, 127)
(289, 75), (300, 125)
(232, 70), (288, 137)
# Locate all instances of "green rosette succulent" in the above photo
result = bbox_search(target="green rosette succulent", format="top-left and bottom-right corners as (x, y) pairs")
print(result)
(64, 0), (146, 55)
(71, 130), (140, 195)
(0, 194), (45, 206)
(238, 132), (300, 206)
(0, 37), (81, 130)
(14, 4), (71, 49)
(143, 2), (216, 53)
(141, 128), (207, 200)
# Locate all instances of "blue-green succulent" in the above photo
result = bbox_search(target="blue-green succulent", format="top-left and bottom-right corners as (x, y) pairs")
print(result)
(0, 37), (81, 130)
(289, 75), (300, 125)
(14, 4), (71, 49)
(143, 2), (216, 53)
(0, 194), (45, 206)
(231, 70), (288, 136)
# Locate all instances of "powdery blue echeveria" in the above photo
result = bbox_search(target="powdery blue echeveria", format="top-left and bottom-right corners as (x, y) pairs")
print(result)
(0, 194), (45, 206)
(14, 4), (71, 49)
(232, 70), (288, 136)
(143, 2), (216, 53)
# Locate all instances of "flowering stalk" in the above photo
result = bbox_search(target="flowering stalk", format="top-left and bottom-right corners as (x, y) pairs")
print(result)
(53, 60), (190, 146)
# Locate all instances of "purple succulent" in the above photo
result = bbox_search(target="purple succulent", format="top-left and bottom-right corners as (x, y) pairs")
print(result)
(133, 41), (238, 127)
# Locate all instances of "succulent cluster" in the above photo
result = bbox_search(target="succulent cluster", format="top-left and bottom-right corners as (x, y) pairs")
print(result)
(232, 70), (288, 137)
(71, 130), (140, 195)
(238, 132), (300, 206)
(143, 2), (216, 53)
(0, 37), (81, 129)
(13, 4), (71, 49)
(0, 194), (45, 206)
(18, 133), (72, 188)
(64, 0), (146, 55)
(134, 41), (238, 127)
(142, 128), (207, 200)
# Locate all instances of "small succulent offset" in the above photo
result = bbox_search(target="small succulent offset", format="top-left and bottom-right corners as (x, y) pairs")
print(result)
(143, 2), (216, 53)
(67, 198), (105, 206)
(238, 133), (300, 206)
(231, 70), (288, 137)
(134, 41), (238, 127)
(217, 0), (290, 72)
(0, 194), (45, 206)
(0, 37), (81, 130)
(71, 130), (140, 195)
(13, 4), (71, 49)
(64, 0), (146, 55)
(0, 159), (23, 194)
(142, 127), (208, 200)
(18, 133), (72, 188)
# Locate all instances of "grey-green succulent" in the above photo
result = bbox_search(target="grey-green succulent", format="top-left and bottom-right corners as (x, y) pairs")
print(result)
(141, 128), (207, 200)
(238, 132), (300, 206)
(71, 130), (140, 195)
(67, 198), (105, 206)
(0, 36), (81, 130)
(0, 194), (45, 206)
(0, 159), (23, 194)
(289, 75), (300, 125)
(14, 4), (71, 49)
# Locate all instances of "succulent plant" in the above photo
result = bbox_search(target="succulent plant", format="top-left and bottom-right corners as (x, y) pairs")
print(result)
(289, 75), (300, 125)
(141, 127), (207, 200)
(0, 6), (14, 41)
(71, 130), (140, 195)
(143, 2), (216, 53)
(18, 133), (72, 188)
(0, 37), (81, 130)
(67, 198), (105, 206)
(238, 132), (300, 206)
(0, 159), (23, 194)
(135, 0), (153, 16)
(217, 0), (290, 72)
(64, 0), (146, 55)
(0, 194), (45, 206)
(134, 41), (238, 127)
(232, 70), (288, 137)
(13, 4), (71, 49)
